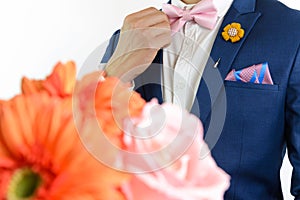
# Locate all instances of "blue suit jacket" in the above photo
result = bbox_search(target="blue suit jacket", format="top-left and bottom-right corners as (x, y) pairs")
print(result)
(102, 0), (300, 199)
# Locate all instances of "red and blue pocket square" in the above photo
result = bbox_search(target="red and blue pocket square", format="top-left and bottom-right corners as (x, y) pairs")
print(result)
(225, 62), (274, 85)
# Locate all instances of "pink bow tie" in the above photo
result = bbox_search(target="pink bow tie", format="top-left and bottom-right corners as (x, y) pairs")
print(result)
(162, 0), (218, 34)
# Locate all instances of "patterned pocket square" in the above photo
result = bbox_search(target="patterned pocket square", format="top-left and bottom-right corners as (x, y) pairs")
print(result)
(225, 62), (274, 85)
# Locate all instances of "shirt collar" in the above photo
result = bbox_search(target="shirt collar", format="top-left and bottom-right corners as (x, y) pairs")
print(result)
(171, 0), (233, 17)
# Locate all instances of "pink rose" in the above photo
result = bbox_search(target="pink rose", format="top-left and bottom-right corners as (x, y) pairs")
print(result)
(121, 99), (230, 200)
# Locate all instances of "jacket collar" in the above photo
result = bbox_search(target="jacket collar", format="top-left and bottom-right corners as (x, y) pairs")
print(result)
(232, 0), (256, 14)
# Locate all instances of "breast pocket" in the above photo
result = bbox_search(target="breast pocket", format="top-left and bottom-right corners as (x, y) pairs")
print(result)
(224, 80), (281, 127)
(209, 80), (280, 174)
(223, 80), (284, 160)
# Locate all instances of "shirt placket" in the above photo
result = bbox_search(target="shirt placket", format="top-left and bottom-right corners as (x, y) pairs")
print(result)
(172, 22), (194, 109)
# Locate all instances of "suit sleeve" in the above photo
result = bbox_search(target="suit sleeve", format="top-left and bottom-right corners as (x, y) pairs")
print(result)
(285, 44), (300, 199)
(101, 30), (120, 63)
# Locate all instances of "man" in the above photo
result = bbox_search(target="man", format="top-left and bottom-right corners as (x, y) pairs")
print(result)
(102, 0), (300, 199)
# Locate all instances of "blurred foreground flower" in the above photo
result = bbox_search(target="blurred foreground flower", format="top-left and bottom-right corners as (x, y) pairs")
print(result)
(73, 74), (230, 199)
(21, 61), (76, 97)
(73, 71), (145, 148)
(121, 100), (230, 200)
(0, 62), (129, 200)
(1, 61), (230, 200)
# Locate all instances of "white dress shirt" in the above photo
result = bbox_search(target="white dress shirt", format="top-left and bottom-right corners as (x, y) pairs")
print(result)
(162, 0), (233, 111)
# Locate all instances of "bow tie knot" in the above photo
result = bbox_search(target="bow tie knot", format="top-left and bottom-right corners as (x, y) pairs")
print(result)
(182, 9), (194, 21)
(162, 0), (218, 34)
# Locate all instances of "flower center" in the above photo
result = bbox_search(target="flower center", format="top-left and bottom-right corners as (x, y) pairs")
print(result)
(228, 28), (238, 37)
(7, 168), (42, 200)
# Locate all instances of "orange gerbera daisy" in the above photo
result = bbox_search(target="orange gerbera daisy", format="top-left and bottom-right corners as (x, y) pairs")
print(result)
(0, 93), (129, 200)
(22, 61), (76, 97)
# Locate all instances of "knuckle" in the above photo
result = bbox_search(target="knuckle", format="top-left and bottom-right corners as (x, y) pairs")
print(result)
(132, 20), (142, 29)
(124, 15), (141, 29)
(159, 12), (169, 21)
(162, 21), (171, 28)
(148, 7), (158, 11)
(161, 12), (169, 19)
(124, 14), (133, 23)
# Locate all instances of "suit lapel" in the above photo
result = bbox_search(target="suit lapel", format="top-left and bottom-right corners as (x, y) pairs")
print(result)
(210, 3), (261, 80)
(192, 0), (261, 124)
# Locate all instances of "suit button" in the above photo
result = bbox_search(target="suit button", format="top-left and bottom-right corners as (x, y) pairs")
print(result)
(184, 39), (192, 46)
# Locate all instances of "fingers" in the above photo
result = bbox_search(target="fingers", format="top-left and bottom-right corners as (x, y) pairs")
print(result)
(151, 20), (171, 31)
(119, 7), (171, 51)
(122, 7), (170, 30)
(105, 7), (172, 81)
(132, 7), (160, 18)
(118, 27), (171, 51)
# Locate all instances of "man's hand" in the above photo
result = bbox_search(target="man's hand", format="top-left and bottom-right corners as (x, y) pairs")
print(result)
(105, 7), (171, 82)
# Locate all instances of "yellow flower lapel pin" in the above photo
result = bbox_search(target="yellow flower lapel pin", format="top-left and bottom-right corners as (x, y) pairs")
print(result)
(222, 22), (245, 43)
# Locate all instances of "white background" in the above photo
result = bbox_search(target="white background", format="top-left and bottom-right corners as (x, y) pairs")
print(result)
(0, 0), (299, 199)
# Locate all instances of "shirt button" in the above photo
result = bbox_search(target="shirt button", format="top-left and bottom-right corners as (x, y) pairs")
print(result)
(184, 39), (192, 46)
(177, 60), (185, 66)
(175, 81), (185, 89)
